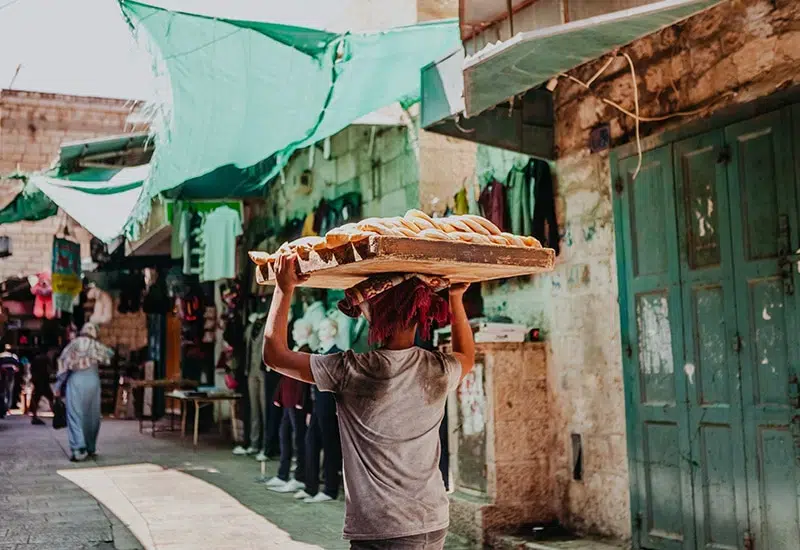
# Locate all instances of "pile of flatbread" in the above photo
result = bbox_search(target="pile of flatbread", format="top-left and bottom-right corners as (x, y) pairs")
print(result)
(249, 209), (542, 266)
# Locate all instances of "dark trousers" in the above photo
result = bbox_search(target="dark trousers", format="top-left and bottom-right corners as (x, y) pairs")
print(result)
(30, 380), (54, 417)
(349, 528), (448, 549)
(277, 407), (306, 482)
(305, 390), (342, 498)
(264, 370), (282, 456)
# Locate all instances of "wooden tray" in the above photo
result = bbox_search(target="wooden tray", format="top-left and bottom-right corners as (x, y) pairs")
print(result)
(254, 236), (555, 289)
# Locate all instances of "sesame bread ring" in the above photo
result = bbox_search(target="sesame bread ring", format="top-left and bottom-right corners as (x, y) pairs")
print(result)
(405, 209), (436, 225)
(348, 230), (378, 242)
(393, 216), (420, 232)
(521, 236), (542, 248)
(455, 232), (492, 245)
(357, 220), (400, 236)
(499, 232), (526, 247)
(417, 228), (452, 241)
(440, 217), (472, 233)
(405, 216), (436, 231)
(462, 214), (502, 235)
(456, 216), (491, 236)
(393, 226), (418, 238)
(248, 251), (273, 265)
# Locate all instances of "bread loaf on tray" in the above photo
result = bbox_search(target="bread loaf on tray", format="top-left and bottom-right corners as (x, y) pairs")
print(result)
(248, 210), (542, 266)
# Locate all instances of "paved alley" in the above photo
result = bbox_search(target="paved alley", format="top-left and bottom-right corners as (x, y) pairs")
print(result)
(0, 414), (473, 550)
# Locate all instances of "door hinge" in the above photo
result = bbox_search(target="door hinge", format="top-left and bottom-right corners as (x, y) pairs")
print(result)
(743, 530), (754, 550)
(732, 333), (742, 353)
(614, 176), (624, 195)
(717, 144), (732, 164)
(624, 343), (633, 359)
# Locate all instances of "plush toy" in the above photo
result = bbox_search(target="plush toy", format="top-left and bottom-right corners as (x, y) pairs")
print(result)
(30, 272), (56, 320)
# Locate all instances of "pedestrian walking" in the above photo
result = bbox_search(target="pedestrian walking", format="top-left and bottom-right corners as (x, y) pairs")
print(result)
(263, 254), (475, 550)
(30, 348), (57, 425)
(55, 323), (114, 462)
(0, 345), (21, 415)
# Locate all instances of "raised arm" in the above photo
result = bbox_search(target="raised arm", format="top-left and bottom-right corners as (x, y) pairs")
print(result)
(262, 253), (315, 384)
(449, 283), (475, 381)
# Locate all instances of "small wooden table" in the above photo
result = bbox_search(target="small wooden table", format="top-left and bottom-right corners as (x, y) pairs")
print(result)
(128, 379), (198, 436)
(166, 391), (242, 450)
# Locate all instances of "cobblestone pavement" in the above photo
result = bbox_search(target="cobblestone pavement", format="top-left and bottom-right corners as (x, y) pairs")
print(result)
(0, 414), (474, 550)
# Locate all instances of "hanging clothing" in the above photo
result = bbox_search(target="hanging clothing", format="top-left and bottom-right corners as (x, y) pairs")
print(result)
(301, 212), (317, 237)
(528, 159), (560, 255)
(453, 188), (469, 215)
(201, 206), (243, 282)
(506, 166), (533, 236)
(178, 209), (194, 275)
(478, 179), (508, 232)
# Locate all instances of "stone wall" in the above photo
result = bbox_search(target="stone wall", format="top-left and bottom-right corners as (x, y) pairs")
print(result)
(97, 296), (149, 352)
(473, 0), (800, 539)
(267, 124), (420, 224)
(0, 90), (144, 282)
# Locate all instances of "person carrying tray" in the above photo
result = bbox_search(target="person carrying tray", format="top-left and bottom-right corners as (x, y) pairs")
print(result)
(263, 253), (475, 550)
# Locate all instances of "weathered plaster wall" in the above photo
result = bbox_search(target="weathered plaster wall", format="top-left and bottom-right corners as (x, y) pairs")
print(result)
(475, 0), (800, 539)
(479, 148), (626, 537)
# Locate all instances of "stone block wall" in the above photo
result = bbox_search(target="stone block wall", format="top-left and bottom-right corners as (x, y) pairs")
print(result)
(448, 342), (554, 545)
(474, 0), (800, 540)
(97, 296), (148, 352)
(0, 90), (144, 282)
(267, 124), (420, 224)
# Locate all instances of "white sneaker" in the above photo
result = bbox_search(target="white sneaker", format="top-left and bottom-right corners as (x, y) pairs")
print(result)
(269, 479), (306, 493)
(304, 492), (334, 504)
(264, 476), (285, 488)
(293, 490), (311, 500)
(232, 446), (248, 456)
(245, 446), (259, 455)
(255, 452), (268, 462)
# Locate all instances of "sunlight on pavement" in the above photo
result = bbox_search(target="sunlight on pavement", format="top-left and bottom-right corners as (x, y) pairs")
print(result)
(58, 463), (323, 550)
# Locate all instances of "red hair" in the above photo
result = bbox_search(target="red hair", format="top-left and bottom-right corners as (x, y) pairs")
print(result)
(366, 278), (450, 345)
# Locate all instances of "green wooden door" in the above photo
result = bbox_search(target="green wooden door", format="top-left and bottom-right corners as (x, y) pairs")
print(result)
(673, 131), (749, 550)
(617, 146), (696, 550)
(724, 111), (800, 550)
(616, 106), (800, 550)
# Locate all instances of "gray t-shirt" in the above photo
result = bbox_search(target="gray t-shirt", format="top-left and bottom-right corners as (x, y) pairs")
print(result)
(311, 347), (462, 541)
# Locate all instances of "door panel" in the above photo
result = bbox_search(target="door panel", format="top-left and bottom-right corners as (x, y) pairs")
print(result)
(674, 131), (748, 550)
(618, 147), (695, 550)
(725, 111), (800, 550)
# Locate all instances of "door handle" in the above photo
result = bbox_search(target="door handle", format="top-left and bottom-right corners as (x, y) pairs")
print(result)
(790, 375), (800, 410)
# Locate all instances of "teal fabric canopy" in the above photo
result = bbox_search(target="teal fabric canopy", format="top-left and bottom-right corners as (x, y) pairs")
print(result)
(1, 166), (146, 243)
(118, 0), (460, 223)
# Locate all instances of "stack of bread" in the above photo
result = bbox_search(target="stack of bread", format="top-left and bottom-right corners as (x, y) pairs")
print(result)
(249, 209), (542, 267)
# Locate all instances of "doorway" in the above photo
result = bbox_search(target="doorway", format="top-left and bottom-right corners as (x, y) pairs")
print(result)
(613, 105), (800, 550)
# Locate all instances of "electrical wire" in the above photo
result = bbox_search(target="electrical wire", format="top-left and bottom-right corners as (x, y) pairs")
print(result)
(0, 0), (23, 12)
(622, 52), (641, 180)
(560, 54), (735, 180)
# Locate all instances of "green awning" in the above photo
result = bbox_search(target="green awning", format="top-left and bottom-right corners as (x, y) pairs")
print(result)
(119, 0), (460, 222)
(462, 0), (724, 116)
(0, 166), (146, 243)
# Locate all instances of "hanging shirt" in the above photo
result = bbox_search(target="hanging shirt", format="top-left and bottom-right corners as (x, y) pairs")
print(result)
(506, 167), (532, 236)
(529, 159), (560, 255)
(201, 206), (243, 282)
(301, 212), (317, 237)
(478, 179), (508, 232)
(453, 188), (469, 215)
